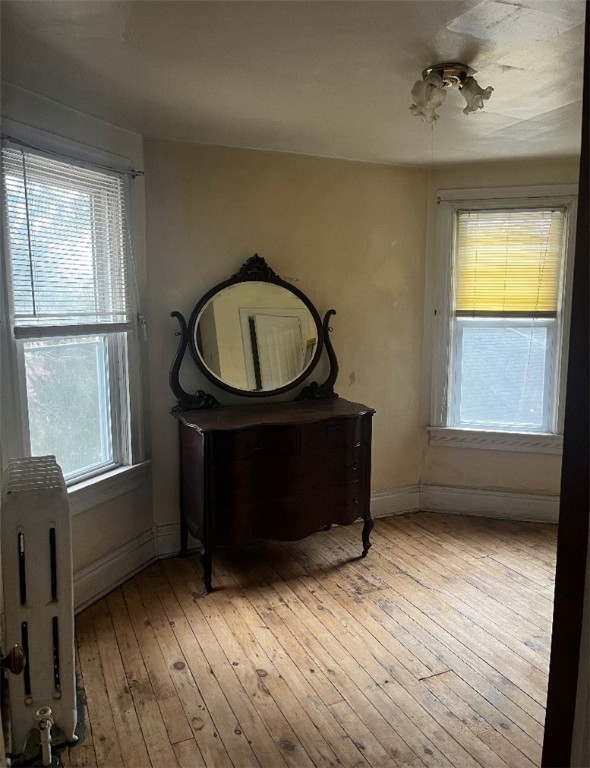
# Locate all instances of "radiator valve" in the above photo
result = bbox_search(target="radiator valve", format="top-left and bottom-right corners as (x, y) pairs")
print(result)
(1, 644), (25, 675)
(34, 706), (54, 766)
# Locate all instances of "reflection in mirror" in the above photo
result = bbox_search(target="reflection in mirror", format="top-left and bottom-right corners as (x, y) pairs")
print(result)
(194, 282), (318, 392)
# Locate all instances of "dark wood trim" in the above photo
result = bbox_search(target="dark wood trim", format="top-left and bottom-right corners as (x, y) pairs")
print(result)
(542, 11), (590, 766)
(296, 309), (340, 400)
(169, 310), (223, 410)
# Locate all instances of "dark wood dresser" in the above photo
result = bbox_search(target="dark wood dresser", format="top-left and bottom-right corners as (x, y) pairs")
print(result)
(174, 398), (375, 591)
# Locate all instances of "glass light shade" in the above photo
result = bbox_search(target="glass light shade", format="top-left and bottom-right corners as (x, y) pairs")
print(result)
(409, 72), (447, 123)
(460, 76), (493, 114)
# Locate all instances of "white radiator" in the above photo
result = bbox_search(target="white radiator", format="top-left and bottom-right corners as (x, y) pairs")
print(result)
(1, 456), (77, 753)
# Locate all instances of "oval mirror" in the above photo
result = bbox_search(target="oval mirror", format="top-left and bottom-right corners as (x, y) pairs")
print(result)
(187, 259), (324, 396)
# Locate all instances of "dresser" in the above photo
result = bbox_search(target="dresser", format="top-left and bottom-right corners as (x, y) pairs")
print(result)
(174, 398), (375, 591)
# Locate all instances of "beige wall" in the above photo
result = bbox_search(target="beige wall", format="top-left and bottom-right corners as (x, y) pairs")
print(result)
(144, 140), (429, 525)
(422, 158), (580, 494)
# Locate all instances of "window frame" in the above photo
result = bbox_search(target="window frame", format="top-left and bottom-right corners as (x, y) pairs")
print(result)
(429, 185), (577, 453)
(0, 124), (146, 499)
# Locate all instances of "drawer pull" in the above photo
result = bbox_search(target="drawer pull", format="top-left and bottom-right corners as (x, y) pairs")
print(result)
(326, 424), (341, 433)
(344, 497), (359, 509)
(347, 461), (358, 471)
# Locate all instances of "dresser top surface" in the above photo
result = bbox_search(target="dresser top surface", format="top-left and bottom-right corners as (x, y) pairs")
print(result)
(173, 398), (375, 432)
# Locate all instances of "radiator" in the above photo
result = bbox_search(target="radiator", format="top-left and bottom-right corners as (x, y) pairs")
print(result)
(1, 456), (77, 752)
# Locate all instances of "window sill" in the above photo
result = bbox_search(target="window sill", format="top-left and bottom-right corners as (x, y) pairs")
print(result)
(68, 461), (151, 516)
(428, 427), (563, 454)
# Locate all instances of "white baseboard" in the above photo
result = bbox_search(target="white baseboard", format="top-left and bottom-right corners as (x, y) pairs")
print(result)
(155, 522), (204, 558)
(73, 529), (155, 613)
(371, 485), (421, 518)
(73, 484), (557, 611)
(420, 484), (559, 524)
(155, 522), (182, 558)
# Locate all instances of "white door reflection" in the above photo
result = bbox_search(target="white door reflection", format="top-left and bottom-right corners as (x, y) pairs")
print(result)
(240, 309), (308, 390)
(194, 282), (318, 392)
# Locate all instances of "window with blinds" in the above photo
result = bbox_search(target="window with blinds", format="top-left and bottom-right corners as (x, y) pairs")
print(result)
(2, 144), (134, 482)
(2, 147), (130, 333)
(449, 207), (567, 433)
(454, 209), (565, 316)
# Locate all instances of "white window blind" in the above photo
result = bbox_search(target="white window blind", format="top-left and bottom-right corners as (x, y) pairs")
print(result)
(455, 209), (565, 316)
(2, 147), (130, 333)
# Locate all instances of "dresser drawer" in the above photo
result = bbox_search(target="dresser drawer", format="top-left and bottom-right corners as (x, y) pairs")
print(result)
(212, 445), (364, 501)
(299, 417), (364, 450)
(213, 479), (369, 546)
(212, 425), (299, 460)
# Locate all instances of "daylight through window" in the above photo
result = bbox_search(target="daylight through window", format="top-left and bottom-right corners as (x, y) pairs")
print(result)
(2, 146), (134, 482)
(449, 208), (567, 433)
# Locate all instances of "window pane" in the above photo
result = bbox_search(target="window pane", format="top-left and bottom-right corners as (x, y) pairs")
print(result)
(23, 336), (113, 479)
(454, 322), (551, 431)
(2, 148), (129, 326)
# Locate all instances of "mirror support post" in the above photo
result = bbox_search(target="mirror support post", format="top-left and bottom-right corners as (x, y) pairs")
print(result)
(296, 310), (339, 400)
(170, 311), (222, 410)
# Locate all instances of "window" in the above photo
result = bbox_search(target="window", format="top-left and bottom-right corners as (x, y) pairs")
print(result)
(430, 187), (576, 452)
(1, 145), (140, 484)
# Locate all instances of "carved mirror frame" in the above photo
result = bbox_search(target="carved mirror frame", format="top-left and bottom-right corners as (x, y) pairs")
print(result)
(169, 255), (339, 409)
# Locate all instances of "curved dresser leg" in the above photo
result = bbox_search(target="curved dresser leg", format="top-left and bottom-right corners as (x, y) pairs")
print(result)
(201, 549), (213, 593)
(361, 516), (374, 558)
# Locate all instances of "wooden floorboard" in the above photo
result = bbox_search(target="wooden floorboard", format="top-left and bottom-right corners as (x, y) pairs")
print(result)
(71, 512), (556, 767)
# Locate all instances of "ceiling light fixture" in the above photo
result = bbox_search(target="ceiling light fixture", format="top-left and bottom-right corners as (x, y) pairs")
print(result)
(410, 62), (493, 123)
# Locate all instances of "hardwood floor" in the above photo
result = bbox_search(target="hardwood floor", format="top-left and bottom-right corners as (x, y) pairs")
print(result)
(63, 512), (557, 768)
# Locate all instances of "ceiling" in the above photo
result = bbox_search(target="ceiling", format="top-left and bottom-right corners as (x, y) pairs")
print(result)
(1, 0), (586, 166)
